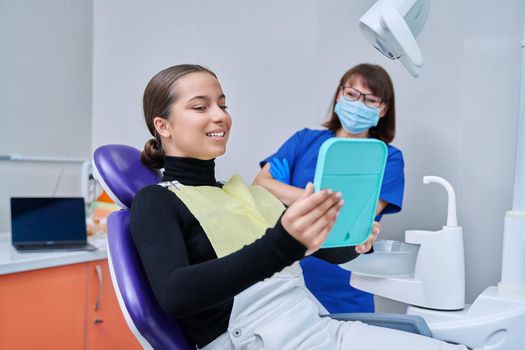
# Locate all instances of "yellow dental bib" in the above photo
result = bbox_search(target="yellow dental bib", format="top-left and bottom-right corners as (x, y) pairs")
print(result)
(160, 175), (285, 258)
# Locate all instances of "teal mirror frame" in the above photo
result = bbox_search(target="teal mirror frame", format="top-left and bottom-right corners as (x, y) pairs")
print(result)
(313, 138), (387, 248)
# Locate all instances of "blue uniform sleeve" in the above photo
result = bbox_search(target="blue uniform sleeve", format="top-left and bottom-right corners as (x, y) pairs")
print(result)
(376, 146), (405, 220)
(260, 129), (307, 171)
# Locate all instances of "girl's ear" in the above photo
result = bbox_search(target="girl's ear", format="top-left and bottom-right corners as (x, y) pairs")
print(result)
(153, 117), (171, 138)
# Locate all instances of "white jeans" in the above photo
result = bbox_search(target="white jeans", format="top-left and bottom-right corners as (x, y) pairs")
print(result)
(203, 263), (467, 350)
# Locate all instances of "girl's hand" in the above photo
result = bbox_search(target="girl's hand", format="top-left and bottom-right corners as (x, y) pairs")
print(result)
(281, 183), (343, 256)
(355, 221), (381, 254)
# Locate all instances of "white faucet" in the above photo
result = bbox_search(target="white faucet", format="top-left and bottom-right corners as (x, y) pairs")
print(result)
(422, 176), (457, 227)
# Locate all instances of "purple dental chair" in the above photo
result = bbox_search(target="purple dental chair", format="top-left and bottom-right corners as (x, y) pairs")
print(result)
(93, 144), (432, 350)
(93, 144), (193, 350)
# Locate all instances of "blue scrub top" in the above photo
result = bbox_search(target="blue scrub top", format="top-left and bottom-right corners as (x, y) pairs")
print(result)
(261, 128), (405, 313)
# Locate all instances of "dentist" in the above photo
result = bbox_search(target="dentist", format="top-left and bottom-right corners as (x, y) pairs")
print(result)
(254, 63), (405, 315)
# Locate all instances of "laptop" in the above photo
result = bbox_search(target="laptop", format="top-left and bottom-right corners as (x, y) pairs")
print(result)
(10, 197), (97, 252)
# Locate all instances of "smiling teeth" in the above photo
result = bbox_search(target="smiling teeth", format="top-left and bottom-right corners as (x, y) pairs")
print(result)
(206, 132), (225, 137)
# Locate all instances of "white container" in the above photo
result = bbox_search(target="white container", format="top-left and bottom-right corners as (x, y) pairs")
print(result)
(339, 239), (419, 277)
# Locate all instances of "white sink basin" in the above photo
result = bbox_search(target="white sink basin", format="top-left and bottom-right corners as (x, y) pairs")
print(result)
(339, 239), (420, 277)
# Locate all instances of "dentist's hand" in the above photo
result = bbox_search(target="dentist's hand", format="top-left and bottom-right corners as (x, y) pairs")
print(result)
(355, 221), (381, 254)
(281, 183), (343, 256)
(269, 158), (291, 185)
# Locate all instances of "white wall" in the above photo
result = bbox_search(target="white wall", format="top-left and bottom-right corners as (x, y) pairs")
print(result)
(0, 0), (93, 232)
(92, 0), (525, 311)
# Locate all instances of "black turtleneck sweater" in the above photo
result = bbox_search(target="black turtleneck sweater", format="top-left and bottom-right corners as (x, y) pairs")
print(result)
(130, 156), (359, 347)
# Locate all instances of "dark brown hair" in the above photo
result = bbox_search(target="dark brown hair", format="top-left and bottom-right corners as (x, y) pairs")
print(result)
(323, 63), (396, 143)
(141, 64), (217, 169)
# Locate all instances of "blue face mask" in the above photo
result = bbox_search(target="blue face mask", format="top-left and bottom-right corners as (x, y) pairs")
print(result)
(334, 96), (380, 134)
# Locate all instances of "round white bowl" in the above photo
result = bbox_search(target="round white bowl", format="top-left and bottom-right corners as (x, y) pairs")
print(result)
(339, 239), (420, 277)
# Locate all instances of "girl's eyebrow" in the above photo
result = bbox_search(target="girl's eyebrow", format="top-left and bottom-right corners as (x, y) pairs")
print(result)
(187, 95), (210, 102)
(187, 93), (226, 102)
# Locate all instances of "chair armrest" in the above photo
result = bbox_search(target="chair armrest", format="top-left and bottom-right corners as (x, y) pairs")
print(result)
(327, 313), (432, 338)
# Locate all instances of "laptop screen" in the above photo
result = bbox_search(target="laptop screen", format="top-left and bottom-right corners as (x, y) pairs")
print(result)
(10, 197), (87, 244)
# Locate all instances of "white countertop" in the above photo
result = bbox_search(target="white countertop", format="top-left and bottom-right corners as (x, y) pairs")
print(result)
(0, 233), (108, 275)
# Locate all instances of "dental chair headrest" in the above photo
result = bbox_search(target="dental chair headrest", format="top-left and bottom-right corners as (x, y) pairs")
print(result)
(93, 144), (162, 209)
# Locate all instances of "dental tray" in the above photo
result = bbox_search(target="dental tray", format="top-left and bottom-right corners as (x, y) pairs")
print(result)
(339, 240), (420, 277)
(313, 138), (387, 247)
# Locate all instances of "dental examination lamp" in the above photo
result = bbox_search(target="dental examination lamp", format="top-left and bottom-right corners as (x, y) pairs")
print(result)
(359, 0), (429, 77)
(344, 0), (525, 348)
